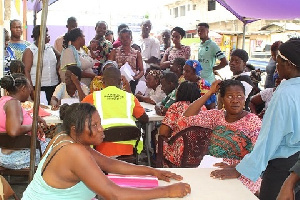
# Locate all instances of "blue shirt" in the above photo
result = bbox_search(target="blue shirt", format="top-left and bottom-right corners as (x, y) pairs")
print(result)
(236, 77), (300, 181)
(198, 39), (225, 84)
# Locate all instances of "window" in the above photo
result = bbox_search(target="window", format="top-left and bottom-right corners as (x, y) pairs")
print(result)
(208, 0), (216, 11)
(180, 6), (185, 16)
(174, 7), (178, 18)
(170, 9), (172, 15)
(187, 4), (190, 11)
(193, 4), (196, 10)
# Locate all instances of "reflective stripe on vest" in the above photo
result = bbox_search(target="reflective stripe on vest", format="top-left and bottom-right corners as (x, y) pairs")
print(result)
(93, 89), (136, 128)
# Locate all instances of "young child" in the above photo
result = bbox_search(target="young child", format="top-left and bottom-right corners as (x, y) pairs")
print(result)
(88, 39), (101, 74)
(8, 60), (25, 74)
(170, 57), (186, 83)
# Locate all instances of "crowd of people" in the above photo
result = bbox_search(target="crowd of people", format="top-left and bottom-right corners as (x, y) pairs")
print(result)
(1, 16), (300, 200)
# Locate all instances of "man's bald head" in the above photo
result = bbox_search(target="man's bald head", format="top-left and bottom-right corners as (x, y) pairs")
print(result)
(103, 66), (121, 87)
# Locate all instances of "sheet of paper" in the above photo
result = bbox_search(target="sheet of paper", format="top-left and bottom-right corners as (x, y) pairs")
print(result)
(61, 98), (80, 105)
(120, 62), (135, 82)
(198, 155), (224, 168)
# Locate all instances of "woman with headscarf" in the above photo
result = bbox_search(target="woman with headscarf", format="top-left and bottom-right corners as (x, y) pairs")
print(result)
(183, 59), (216, 109)
(160, 27), (190, 70)
(136, 70), (166, 105)
(209, 38), (300, 200)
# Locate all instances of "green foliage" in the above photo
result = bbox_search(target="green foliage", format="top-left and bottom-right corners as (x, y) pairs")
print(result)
(181, 38), (199, 46)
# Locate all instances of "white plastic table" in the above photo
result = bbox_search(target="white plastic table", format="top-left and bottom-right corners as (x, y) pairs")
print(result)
(157, 168), (259, 200)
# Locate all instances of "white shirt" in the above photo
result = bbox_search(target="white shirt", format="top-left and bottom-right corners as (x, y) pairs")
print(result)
(135, 36), (160, 68)
(260, 88), (274, 109)
(52, 82), (89, 101)
(144, 84), (166, 104)
(28, 43), (59, 87)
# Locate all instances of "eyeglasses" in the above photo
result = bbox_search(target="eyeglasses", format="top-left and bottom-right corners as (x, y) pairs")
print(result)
(225, 94), (245, 100)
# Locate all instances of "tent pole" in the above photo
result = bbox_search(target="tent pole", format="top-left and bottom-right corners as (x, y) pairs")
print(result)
(29, 0), (49, 182)
(242, 22), (246, 50)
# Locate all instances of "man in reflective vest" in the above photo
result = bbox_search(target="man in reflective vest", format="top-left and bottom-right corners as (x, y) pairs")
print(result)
(82, 66), (148, 156)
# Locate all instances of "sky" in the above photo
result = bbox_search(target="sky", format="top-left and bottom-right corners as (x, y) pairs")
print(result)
(31, 0), (164, 27)
(27, 0), (167, 44)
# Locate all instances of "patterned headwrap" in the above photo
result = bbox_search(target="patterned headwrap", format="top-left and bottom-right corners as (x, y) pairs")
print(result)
(148, 69), (162, 80)
(185, 60), (202, 76)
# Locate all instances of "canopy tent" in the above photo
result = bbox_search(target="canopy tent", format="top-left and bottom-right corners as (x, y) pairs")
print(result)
(215, 0), (300, 20)
(215, 0), (300, 49)
(27, 0), (58, 25)
(27, 0), (58, 12)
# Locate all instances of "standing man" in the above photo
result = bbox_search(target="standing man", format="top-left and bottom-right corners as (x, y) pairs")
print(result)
(197, 23), (228, 84)
(54, 16), (78, 53)
(160, 30), (171, 60)
(135, 20), (160, 69)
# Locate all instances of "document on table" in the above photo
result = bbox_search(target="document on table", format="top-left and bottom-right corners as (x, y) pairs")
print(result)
(61, 98), (80, 105)
(198, 155), (224, 168)
(120, 62), (135, 82)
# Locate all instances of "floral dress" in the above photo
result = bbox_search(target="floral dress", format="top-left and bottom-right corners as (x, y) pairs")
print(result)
(164, 45), (191, 62)
(177, 109), (262, 194)
(115, 46), (139, 74)
(162, 101), (206, 167)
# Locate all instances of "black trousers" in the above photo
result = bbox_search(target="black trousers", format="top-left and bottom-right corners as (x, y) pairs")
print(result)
(260, 152), (300, 200)
(130, 80), (139, 94)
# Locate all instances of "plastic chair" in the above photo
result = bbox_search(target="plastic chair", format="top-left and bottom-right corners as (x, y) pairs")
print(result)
(156, 126), (211, 168)
(102, 126), (141, 164)
(0, 133), (42, 183)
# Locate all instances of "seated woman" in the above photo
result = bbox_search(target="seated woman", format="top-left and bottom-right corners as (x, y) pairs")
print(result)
(108, 28), (144, 93)
(0, 73), (46, 169)
(178, 79), (262, 194)
(183, 60), (216, 109)
(155, 72), (179, 116)
(159, 81), (202, 166)
(160, 27), (190, 70)
(22, 103), (191, 199)
(249, 72), (283, 118)
(90, 61), (131, 93)
(51, 65), (89, 110)
(136, 69), (166, 105)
